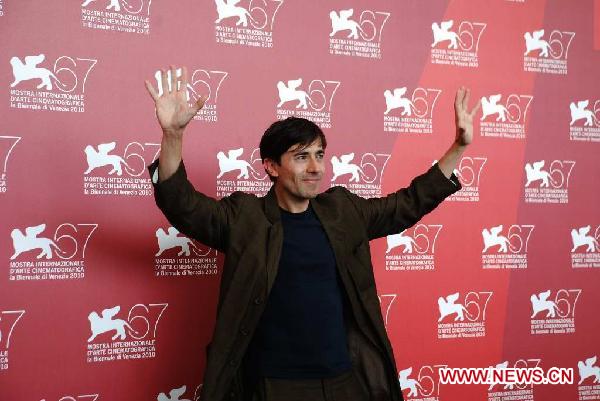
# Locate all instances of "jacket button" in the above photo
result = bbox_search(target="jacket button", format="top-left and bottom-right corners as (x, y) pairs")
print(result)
(229, 359), (237, 366)
(240, 327), (249, 336)
(230, 391), (236, 398)
(254, 297), (262, 305)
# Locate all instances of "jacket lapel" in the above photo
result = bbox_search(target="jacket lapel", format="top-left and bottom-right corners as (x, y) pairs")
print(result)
(263, 185), (280, 225)
(310, 196), (384, 352)
(263, 186), (283, 292)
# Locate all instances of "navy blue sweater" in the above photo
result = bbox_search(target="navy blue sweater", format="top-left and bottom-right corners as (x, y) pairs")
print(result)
(244, 204), (353, 379)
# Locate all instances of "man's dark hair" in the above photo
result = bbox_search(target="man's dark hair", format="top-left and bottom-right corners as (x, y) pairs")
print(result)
(259, 117), (327, 181)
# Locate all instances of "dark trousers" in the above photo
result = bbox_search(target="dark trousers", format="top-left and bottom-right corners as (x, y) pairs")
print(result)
(252, 369), (370, 401)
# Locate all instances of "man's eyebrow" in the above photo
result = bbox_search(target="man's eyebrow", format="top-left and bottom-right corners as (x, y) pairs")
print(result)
(292, 148), (324, 156)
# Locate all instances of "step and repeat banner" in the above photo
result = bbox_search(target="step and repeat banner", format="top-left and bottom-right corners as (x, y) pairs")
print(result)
(1, 1), (599, 400)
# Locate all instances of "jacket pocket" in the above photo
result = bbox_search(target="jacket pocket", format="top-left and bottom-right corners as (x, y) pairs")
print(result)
(349, 323), (390, 401)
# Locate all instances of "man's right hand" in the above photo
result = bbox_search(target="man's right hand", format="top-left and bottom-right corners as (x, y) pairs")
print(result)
(145, 65), (207, 137)
(145, 65), (207, 182)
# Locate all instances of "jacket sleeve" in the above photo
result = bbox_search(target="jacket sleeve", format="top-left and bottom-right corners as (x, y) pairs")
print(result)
(343, 162), (461, 240)
(148, 159), (244, 252)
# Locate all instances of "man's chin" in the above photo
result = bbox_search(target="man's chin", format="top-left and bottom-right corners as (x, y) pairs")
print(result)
(299, 189), (320, 199)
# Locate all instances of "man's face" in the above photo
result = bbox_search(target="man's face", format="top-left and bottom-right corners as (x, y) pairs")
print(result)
(265, 138), (325, 202)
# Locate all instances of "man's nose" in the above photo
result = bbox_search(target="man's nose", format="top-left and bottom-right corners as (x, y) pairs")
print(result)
(307, 156), (321, 173)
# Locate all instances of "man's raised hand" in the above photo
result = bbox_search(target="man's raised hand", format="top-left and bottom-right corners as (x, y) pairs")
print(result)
(145, 65), (207, 136)
(454, 86), (481, 146)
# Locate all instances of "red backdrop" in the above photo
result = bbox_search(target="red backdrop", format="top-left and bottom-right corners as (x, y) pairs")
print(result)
(1, 1), (599, 400)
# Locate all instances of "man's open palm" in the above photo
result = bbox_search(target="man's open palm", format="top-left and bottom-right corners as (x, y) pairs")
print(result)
(145, 66), (207, 135)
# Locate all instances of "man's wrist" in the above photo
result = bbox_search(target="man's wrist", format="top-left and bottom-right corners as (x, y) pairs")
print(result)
(162, 128), (184, 138)
(161, 131), (184, 148)
(451, 139), (468, 151)
(454, 127), (472, 147)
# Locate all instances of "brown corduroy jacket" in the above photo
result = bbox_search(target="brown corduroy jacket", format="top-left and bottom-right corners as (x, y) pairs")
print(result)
(149, 160), (461, 401)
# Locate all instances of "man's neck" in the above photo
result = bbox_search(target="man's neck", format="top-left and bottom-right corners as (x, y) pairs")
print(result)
(274, 186), (310, 213)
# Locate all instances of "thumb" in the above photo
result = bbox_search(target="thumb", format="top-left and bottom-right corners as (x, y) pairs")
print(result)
(193, 95), (208, 112)
(470, 99), (482, 118)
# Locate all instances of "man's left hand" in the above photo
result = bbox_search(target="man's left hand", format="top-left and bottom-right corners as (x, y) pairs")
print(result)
(454, 86), (481, 146)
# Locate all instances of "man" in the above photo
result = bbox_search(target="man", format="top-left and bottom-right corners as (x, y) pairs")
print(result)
(145, 66), (480, 401)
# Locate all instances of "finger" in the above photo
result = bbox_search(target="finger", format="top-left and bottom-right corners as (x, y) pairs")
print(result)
(160, 68), (168, 95)
(144, 80), (158, 101)
(170, 65), (177, 93)
(463, 88), (470, 110)
(454, 87), (462, 110)
(180, 66), (189, 94)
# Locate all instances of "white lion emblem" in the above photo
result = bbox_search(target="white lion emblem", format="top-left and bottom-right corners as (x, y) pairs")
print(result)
(157, 385), (192, 401)
(399, 367), (424, 397)
(530, 290), (558, 318)
(81, 0), (121, 12)
(216, 148), (257, 179)
(10, 224), (59, 260)
(578, 356), (600, 385)
(524, 160), (557, 187)
(571, 226), (599, 253)
(329, 9), (364, 39)
(330, 153), (365, 183)
(156, 227), (194, 257)
(214, 0), (255, 27)
(277, 78), (311, 109)
(87, 305), (137, 342)
(524, 29), (553, 57)
(84, 142), (130, 176)
(386, 231), (419, 254)
(431, 20), (462, 49)
(438, 292), (472, 322)
(482, 225), (510, 253)
(481, 95), (509, 122)
(384, 87), (415, 116)
(570, 100), (598, 126)
(10, 54), (56, 90)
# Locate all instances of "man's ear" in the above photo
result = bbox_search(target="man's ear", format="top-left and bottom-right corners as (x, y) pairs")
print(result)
(263, 158), (279, 178)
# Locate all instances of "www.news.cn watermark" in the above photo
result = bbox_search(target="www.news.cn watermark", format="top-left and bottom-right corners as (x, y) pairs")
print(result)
(439, 367), (573, 385)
